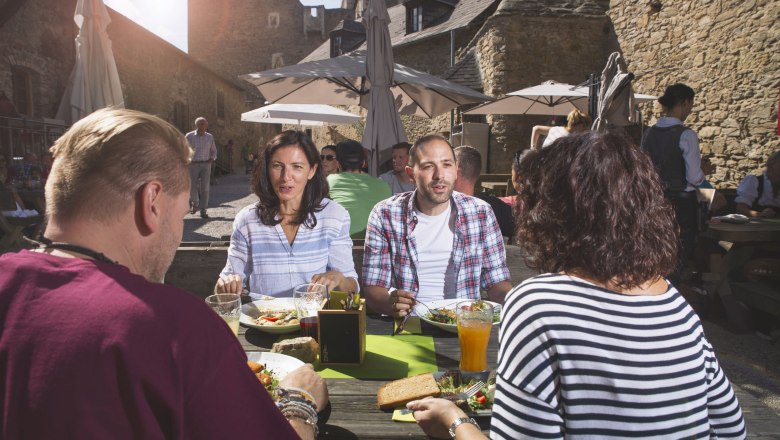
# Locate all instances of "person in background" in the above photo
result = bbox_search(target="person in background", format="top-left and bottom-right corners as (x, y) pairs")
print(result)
(0, 108), (326, 439)
(363, 134), (511, 317)
(736, 150), (780, 218)
(406, 132), (745, 440)
(214, 130), (358, 296)
(326, 139), (391, 239)
(379, 142), (416, 194)
(242, 142), (253, 175)
(498, 149), (537, 209)
(40, 152), (54, 183)
(13, 151), (38, 185)
(530, 108), (592, 149)
(641, 83), (705, 274)
(453, 146), (514, 239)
(319, 144), (340, 177)
(186, 116), (217, 218)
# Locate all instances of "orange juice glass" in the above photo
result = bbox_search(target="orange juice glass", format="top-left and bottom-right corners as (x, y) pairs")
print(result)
(456, 300), (493, 372)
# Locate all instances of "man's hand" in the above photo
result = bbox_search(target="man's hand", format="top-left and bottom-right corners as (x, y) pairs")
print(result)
(214, 274), (242, 294)
(280, 364), (329, 411)
(389, 288), (416, 319)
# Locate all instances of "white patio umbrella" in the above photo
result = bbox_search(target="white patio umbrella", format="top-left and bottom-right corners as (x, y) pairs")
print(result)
(464, 81), (588, 116)
(239, 51), (492, 119)
(56, 0), (124, 124)
(361, 0), (407, 175)
(241, 103), (360, 126)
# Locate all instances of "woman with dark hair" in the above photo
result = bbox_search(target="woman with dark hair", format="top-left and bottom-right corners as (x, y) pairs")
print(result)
(406, 132), (744, 439)
(214, 130), (358, 297)
(641, 83), (705, 273)
(319, 145), (340, 177)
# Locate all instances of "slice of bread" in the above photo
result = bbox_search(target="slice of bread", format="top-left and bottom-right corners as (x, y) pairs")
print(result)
(270, 336), (319, 363)
(377, 373), (442, 409)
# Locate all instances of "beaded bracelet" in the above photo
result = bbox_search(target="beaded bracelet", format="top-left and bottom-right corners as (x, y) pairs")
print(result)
(275, 387), (318, 411)
(281, 407), (319, 436)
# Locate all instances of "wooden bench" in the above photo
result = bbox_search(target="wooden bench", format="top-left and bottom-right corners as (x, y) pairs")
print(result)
(165, 241), (366, 299)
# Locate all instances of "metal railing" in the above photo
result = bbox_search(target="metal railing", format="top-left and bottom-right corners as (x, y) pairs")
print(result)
(0, 116), (69, 160)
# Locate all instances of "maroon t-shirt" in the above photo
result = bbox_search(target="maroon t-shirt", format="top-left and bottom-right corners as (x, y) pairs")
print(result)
(0, 250), (300, 439)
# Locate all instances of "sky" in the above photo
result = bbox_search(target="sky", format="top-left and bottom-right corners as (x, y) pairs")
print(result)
(104, 0), (343, 53)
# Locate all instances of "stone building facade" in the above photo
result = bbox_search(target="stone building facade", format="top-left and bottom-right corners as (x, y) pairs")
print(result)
(0, 0), (263, 173)
(608, 0), (779, 187)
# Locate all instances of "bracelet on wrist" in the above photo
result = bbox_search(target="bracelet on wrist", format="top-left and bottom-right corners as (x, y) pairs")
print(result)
(282, 408), (319, 436)
(448, 416), (479, 438)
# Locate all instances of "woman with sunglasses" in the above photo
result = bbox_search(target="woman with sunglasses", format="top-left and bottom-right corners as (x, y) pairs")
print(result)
(319, 145), (340, 177)
(214, 131), (358, 297)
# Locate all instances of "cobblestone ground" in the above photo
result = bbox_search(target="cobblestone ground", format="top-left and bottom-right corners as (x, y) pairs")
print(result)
(187, 172), (780, 436)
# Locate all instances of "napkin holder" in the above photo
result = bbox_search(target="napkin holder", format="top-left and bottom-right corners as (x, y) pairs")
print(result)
(318, 291), (366, 366)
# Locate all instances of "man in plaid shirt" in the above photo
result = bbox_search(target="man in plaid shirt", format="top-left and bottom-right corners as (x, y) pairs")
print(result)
(362, 134), (511, 318)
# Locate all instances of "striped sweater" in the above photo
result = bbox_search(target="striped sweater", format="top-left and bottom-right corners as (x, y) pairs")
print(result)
(491, 274), (745, 439)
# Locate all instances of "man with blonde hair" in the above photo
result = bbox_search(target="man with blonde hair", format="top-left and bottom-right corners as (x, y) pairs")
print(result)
(0, 108), (326, 439)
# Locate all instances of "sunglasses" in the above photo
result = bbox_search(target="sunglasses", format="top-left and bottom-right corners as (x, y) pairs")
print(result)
(320, 154), (336, 161)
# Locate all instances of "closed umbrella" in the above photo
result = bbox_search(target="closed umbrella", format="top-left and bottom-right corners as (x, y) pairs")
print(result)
(240, 52), (491, 119)
(361, 0), (407, 175)
(56, 0), (124, 124)
(592, 52), (636, 132)
(241, 103), (360, 126)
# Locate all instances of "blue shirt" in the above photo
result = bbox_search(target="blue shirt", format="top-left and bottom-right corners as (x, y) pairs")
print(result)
(220, 199), (359, 297)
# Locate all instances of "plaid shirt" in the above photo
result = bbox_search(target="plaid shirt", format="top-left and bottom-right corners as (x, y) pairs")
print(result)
(186, 130), (217, 162)
(362, 190), (510, 299)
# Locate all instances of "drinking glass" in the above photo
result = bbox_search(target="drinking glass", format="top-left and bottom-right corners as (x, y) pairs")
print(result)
(293, 283), (327, 342)
(205, 293), (242, 336)
(456, 300), (494, 372)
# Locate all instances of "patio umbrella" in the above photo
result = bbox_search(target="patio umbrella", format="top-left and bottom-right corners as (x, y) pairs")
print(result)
(361, 0), (407, 175)
(241, 103), (360, 126)
(592, 52), (636, 132)
(239, 52), (491, 119)
(464, 81), (588, 116)
(56, 0), (124, 124)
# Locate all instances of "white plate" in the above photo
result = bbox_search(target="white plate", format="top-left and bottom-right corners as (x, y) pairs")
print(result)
(415, 299), (502, 334)
(240, 297), (300, 334)
(246, 352), (304, 382)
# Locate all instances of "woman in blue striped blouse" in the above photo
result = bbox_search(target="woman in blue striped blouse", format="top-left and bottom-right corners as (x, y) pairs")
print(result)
(407, 132), (745, 439)
(214, 131), (359, 297)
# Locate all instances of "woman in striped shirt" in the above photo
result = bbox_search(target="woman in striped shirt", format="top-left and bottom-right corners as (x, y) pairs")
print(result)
(407, 132), (745, 439)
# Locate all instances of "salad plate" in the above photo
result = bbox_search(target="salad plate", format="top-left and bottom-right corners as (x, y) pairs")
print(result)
(240, 297), (300, 334)
(415, 299), (501, 334)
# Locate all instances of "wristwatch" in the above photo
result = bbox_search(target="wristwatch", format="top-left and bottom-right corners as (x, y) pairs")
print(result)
(448, 416), (479, 438)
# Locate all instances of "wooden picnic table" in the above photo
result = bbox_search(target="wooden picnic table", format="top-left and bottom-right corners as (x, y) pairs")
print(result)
(702, 219), (780, 330)
(240, 314), (498, 439)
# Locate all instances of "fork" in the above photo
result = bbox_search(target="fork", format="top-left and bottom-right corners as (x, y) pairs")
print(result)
(413, 299), (447, 319)
(398, 381), (485, 415)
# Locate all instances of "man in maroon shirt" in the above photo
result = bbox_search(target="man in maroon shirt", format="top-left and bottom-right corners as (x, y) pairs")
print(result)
(0, 108), (326, 439)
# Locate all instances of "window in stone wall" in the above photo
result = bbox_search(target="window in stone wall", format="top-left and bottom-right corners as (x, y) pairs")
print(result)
(407, 3), (423, 33)
(268, 12), (280, 29)
(173, 100), (188, 133)
(216, 90), (225, 120)
(11, 66), (34, 117)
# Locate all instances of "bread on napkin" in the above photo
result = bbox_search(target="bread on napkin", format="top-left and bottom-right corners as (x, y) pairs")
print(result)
(377, 373), (441, 409)
(270, 336), (319, 363)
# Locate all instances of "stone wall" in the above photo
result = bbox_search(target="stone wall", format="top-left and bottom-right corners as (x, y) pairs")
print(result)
(608, 0), (779, 187)
(188, 0), (352, 107)
(474, 13), (612, 171)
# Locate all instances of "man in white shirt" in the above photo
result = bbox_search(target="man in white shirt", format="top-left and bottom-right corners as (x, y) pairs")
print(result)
(735, 150), (780, 218)
(379, 142), (416, 195)
(186, 117), (217, 218)
(362, 134), (512, 319)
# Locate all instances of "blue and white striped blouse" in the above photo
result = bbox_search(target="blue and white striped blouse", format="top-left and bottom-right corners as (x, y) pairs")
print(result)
(492, 273), (745, 439)
(220, 199), (358, 297)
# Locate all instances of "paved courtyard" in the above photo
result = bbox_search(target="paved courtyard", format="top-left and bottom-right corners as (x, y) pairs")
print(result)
(185, 172), (780, 437)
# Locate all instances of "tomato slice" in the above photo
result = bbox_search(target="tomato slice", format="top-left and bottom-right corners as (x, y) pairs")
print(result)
(476, 395), (487, 404)
(261, 316), (279, 322)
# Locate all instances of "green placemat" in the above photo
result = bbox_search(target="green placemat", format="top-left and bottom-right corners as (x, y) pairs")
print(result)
(315, 334), (437, 379)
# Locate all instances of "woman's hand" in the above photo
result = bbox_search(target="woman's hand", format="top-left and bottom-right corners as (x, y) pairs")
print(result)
(214, 273), (242, 294)
(311, 271), (347, 293)
(406, 397), (472, 439)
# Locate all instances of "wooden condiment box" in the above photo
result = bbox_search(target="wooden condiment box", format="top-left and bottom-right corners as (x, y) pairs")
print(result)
(318, 291), (366, 366)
